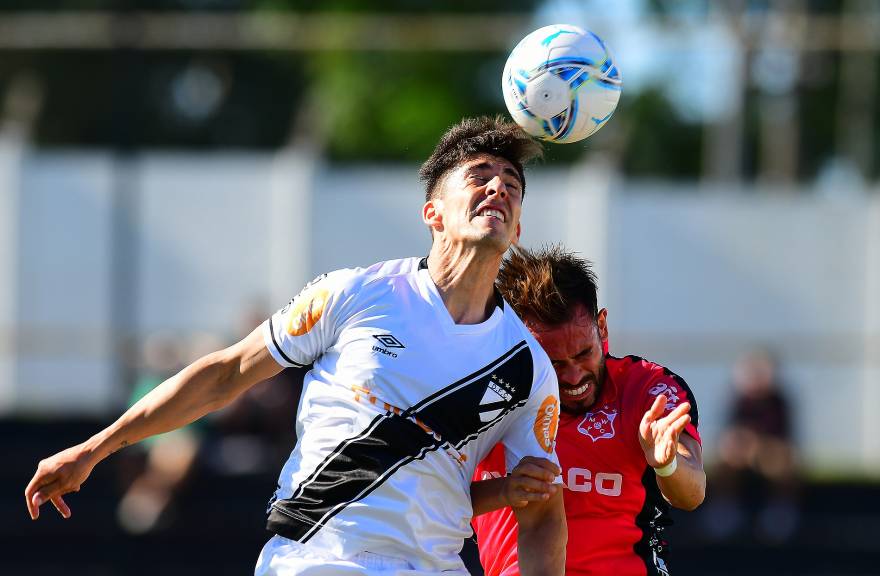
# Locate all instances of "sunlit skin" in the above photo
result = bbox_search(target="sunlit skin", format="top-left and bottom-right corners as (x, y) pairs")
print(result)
(525, 305), (608, 415)
(424, 153), (523, 253)
(422, 153), (524, 325)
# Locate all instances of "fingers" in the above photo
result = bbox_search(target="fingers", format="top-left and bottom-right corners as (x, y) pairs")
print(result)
(511, 456), (560, 483)
(26, 473), (76, 520)
(642, 394), (667, 426)
(51, 495), (71, 519)
(663, 401), (691, 423)
(505, 476), (558, 508)
(668, 413), (691, 440)
(25, 471), (54, 520)
(505, 457), (560, 508)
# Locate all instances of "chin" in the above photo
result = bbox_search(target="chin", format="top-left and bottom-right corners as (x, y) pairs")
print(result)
(561, 396), (595, 415)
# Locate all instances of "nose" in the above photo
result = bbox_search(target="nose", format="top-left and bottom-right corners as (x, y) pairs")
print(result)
(485, 175), (507, 199)
(557, 363), (586, 387)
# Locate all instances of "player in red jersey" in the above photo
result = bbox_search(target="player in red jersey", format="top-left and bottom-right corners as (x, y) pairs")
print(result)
(470, 246), (706, 576)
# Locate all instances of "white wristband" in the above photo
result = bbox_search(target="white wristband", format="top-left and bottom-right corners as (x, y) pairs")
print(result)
(653, 456), (678, 477)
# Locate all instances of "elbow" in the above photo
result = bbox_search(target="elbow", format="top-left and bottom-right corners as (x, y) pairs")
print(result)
(672, 476), (707, 511)
(676, 492), (705, 512)
(198, 350), (243, 412)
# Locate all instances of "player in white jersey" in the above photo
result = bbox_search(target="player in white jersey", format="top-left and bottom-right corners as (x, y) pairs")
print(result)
(25, 116), (567, 575)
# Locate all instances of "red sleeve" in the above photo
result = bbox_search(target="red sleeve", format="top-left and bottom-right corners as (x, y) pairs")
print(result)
(638, 363), (701, 445)
(472, 443), (520, 576)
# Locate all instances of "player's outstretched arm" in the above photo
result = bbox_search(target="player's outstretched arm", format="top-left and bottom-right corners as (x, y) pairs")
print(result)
(513, 486), (566, 575)
(24, 325), (282, 521)
(638, 394), (706, 511)
(471, 456), (560, 516)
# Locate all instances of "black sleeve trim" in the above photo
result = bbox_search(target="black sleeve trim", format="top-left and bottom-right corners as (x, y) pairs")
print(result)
(268, 315), (307, 368)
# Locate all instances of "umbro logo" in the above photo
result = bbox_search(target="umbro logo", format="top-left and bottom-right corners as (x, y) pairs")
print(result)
(372, 334), (405, 349)
(371, 334), (405, 358)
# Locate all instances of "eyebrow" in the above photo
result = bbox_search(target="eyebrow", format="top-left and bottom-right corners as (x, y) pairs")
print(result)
(468, 161), (522, 187)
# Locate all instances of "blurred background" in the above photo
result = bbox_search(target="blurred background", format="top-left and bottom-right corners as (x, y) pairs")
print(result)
(2, 0), (879, 574)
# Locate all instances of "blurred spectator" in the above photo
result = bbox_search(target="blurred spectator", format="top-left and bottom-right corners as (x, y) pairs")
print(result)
(116, 332), (204, 535)
(201, 303), (304, 478)
(702, 347), (801, 545)
(114, 306), (307, 535)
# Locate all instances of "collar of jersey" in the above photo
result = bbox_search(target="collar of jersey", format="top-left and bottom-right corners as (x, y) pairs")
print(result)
(416, 267), (504, 334)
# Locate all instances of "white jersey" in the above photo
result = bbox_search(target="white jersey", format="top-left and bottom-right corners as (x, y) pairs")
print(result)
(261, 257), (560, 572)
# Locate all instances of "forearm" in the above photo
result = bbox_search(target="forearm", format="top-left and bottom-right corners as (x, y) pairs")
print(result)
(657, 439), (706, 510)
(514, 490), (566, 576)
(471, 477), (509, 517)
(82, 352), (238, 464)
(84, 329), (283, 467)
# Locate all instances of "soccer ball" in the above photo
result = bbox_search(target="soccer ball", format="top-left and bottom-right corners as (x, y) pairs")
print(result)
(502, 24), (622, 144)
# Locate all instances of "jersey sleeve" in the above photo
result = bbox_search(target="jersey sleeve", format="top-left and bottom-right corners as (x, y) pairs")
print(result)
(262, 270), (353, 368)
(500, 349), (562, 478)
(640, 367), (702, 445)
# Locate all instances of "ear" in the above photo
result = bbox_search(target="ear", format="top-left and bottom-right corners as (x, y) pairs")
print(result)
(513, 221), (522, 243)
(422, 198), (443, 233)
(597, 308), (609, 342)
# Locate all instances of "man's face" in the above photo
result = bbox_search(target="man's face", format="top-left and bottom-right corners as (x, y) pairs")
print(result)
(527, 305), (608, 415)
(425, 154), (523, 251)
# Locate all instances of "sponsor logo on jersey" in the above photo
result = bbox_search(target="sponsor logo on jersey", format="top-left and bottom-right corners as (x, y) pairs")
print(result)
(533, 395), (559, 453)
(564, 467), (623, 497)
(577, 408), (617, 441)
(286, 287), (329, 336)
(647, 381), (680, 412)
(372, 334), (405, 348)
(371, 333), (405, 358)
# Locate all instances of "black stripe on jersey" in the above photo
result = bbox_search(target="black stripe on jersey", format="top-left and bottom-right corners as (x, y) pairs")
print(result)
(267, 340), (535, 543)
(664, 368), (699, 428)
(633, 466), (674, 576)
(405, 341), (528, 414)
(268, 316), (308, 368)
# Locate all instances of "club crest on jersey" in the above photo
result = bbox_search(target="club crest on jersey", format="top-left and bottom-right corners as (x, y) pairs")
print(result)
(577, 408), (617, 441)
(478, 373), (515, 423)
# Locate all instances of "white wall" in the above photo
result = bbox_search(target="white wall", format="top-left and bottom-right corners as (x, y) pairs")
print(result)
(7, 151), (879, 472)
(14, 153), (116, 414)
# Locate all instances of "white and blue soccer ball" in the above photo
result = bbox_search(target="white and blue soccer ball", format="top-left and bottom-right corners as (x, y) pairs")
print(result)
(502, 24), (622, 144)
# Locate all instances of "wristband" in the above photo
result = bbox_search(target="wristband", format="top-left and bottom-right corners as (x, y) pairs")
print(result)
(653, 456), (677, 477)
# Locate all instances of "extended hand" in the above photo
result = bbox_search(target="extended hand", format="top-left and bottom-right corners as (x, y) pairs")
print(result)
(638, 395), (691, 469)
(25, 443), (97, 520)
(503, 456), (560, 508)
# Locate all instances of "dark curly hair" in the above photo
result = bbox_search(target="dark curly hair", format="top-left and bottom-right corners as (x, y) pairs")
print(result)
(419, 116), (543, 201)
(496, 244), (599, 327)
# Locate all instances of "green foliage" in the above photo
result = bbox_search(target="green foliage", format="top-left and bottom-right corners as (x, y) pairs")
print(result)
(307, 52), (505, 161)
(619, 88), (703, 178)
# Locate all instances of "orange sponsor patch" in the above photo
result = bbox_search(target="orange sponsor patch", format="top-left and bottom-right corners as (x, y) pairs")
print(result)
(286, 288), (329, 336)
(533, 395), (560, 453)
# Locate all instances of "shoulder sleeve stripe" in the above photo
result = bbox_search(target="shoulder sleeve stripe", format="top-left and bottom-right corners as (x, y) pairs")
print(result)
(268, 315), (308, 368)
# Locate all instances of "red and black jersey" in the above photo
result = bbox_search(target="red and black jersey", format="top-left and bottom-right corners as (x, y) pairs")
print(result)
(473, 355), (701, 576)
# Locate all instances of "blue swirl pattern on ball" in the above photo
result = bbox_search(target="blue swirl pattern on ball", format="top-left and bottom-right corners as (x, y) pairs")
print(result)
(502, 24), (622, 144)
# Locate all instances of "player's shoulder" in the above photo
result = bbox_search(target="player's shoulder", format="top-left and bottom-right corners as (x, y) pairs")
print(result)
(610, 354), (699, 420)
(605, 354), (684, 381)
(500, 299), (553, 369)
(609, 354), (692, 393)
(320, 256), (423, 294)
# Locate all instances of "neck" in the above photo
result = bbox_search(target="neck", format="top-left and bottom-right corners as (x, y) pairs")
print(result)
(426, 239), (503, 325)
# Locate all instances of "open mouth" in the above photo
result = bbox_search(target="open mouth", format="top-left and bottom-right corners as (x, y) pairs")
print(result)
(476, 207), (505, 222)
(561, 381), (591, 399)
